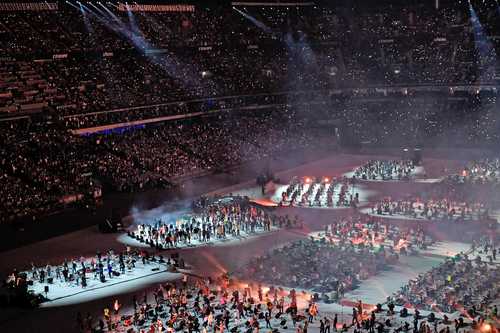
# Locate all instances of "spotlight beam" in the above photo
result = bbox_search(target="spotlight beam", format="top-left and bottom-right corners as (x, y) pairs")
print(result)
(468, 2), (497, 83)
(233, 7), (273, 35)
(88, 3), (215, 91)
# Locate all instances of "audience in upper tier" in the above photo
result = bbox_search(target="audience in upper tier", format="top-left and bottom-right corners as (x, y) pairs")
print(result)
(0, 3), (498, 149)
(0, 2), (499, 116)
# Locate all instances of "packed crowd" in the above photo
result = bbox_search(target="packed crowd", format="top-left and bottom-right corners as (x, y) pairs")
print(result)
(0, 108), (324, 224)
(103, 108), (322, 184)
(334, 93), (499, 148)
(236, 235), (399, 299)
(280, 177), (359, 208)
(1, 2), (499, 119)
(352, 160), (417, 181)
(128, 196), (302, 250)
(391, 248), (500, 314)
(0, 50), (292, 116)
(0, 120), (104, 223)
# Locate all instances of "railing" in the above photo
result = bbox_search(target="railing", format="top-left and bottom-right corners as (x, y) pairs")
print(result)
(1, 83), (499, 124)
(71, 104), (284, 135)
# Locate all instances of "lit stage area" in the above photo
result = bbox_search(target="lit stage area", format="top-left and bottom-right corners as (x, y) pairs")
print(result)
(231, 224), (498, 318)
(82, 243), (492, 333)
(32, 265), (183, 308)
(83, 236), (498, 333)
(12, 249), (188, 307)
(221, 178), (377, 209)
(340, 157), (467, 184)
(0, 151), (499, 333)
(232, 240), (474, 316)
(117, 195), (294, 249)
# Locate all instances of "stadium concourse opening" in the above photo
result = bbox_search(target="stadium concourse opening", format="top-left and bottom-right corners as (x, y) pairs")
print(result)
(0, 1), (499, 333)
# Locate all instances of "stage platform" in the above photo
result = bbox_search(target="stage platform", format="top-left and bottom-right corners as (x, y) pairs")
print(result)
(37, 267), (182, 307)
(1, 150), (499, 333)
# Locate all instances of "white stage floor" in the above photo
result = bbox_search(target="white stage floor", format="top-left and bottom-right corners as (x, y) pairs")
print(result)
(117, 227), (279, 249)
(225, 184), (378, 209)
(26, 262), (184, 307)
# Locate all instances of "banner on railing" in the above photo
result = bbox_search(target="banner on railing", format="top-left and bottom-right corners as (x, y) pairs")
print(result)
(232, 2), (314, 6)
(20, 102), (47, 111)
(33, 59), (52, 63)
(53, 54), (68, 60)
(60, 194), (84, 204)
(145, 49), (168, 54)
(94, 188), (102, 199)
(118, 4), (194, 12)
(56, 104), (77, 110)
(0, 3), (58, 11)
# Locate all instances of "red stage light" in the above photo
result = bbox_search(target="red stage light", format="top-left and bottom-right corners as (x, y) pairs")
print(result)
(482, 324), (492, 333)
